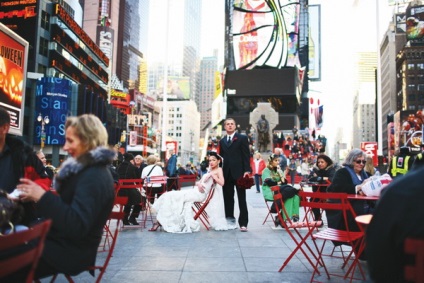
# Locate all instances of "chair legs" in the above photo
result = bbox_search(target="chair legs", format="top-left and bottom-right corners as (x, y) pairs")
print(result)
(262, 200), (275, 225)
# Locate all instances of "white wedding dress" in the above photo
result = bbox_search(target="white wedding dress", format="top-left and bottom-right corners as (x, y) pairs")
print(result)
(151, 172), (237, 233)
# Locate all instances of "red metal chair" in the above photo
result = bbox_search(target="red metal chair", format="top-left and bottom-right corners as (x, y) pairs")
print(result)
(50, 197), (127, 283)
(299, 191), (366, 282)
(117, 178), (144, 228)
(192, 185), (216, 230)
(262, 198), (275, 225)
(143, 175), (168, 227)
(0, 219), (52, 283)
(270, 186), (321, 274)
(99, 196), (127, 251)
(404, 238), (424, 283)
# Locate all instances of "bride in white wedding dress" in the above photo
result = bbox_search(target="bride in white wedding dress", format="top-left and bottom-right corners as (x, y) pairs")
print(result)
(150, 152), (237, 233)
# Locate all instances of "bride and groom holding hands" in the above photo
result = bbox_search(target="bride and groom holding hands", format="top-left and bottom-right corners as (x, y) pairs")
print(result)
(150, 118), (252, 233)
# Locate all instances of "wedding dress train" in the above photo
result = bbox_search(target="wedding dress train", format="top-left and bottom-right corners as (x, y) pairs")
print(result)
(151, 172), (237, 233)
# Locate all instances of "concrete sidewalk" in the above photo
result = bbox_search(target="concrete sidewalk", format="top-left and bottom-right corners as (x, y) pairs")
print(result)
(42, 185), (373, 283)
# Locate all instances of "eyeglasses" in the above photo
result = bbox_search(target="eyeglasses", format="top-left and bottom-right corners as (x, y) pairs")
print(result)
(355, 160), (366, 165)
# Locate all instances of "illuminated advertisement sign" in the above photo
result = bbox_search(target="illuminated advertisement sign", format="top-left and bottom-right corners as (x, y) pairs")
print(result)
(34, 77), (72, 145)
(0, 0), (38, 68)
(157, 76), (190, 100)
(50, 50), (107, 98)
(51, 25), (108, 84)
(406, 4), (424, 44)
(0, 22), (29, 136)
(53, 4), (109, 66)
(308, 5), (321, 81)
(228, 0), (300, 70)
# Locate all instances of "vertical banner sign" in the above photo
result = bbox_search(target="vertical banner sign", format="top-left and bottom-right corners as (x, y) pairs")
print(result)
(361, 142), (378, 166)
(0, 23), (29, 136)
(35, 77), (72, 145)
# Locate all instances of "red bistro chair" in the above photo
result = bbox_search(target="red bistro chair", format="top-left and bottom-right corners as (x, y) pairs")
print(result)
(299, 191), (366, 282)
(0, 219), (52, 283)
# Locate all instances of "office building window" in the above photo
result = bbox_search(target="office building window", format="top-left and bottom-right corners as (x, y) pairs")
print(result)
(41, 10), (50, 31)
(39, 37), (49, 57)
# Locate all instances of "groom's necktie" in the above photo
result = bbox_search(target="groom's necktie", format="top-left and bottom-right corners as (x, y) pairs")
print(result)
(227, 136), (231, 144)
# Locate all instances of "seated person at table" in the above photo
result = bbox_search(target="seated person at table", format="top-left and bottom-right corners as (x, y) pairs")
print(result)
(12, 114), (115, 280)
(141, 155), (166, 204)
(149, 151), (236, 233)
(117, 153), (143, 226)
(262, 154), (300, 227)
(326, 148), (370, 232)
(307, 154), (337, 223)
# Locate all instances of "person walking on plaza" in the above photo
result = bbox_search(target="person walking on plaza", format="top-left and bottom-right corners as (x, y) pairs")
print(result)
(251, 152), (266, 193)
(13, 114), (115, 280)
(165, 149), (178, 191)
(0, 107), (51, 226)
(218, 118), (251, 232)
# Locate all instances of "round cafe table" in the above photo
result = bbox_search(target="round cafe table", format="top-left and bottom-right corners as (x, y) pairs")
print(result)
(355, 214), (373, 226)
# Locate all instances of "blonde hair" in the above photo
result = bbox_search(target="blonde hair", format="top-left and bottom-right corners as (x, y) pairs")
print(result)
(146, 155), (157, 165)
(65, 114), (108, 153)
(364, 155), (376, 175)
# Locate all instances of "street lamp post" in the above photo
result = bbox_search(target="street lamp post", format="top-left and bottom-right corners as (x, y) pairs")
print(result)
(37, 113), (49, 151)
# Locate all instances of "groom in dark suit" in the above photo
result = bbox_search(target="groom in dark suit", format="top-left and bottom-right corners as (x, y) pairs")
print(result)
(219, 118), (251, 232)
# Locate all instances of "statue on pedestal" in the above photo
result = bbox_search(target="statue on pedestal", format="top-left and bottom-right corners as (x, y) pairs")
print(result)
(256, 114), (270, 152)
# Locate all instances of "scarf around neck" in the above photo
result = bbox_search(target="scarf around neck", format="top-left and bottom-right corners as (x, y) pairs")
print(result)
(345, 165), (368, 186)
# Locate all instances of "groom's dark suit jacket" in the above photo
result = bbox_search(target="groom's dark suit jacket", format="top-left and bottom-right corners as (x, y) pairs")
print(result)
(219, 132), (251, 180)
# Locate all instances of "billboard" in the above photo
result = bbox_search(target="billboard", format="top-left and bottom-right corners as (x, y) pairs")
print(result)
(228, 0), (301, 70)
(0, 22), (29, 136)
(34, 77), (72, 145)
(406, 4), (424, 44)
(308, 5), (321, 81)
(157, 76), (190, 100)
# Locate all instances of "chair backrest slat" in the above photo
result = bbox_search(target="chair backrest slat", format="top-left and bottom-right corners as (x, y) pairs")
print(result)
(193, 186), (215, 220)
(0, 219), (52, 282)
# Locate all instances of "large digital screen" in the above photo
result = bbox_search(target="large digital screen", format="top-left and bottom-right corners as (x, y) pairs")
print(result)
(406, 4), (424, 43)
(34, 77), (72, 145)
(227, 0), (301, 70)
(0, 22), (29, 136)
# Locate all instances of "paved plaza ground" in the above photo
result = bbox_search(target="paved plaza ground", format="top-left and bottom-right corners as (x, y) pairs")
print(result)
(40, 184), (373, 283)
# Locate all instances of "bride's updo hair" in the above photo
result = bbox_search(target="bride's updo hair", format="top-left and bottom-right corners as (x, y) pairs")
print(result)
(207, 151), (223, 167)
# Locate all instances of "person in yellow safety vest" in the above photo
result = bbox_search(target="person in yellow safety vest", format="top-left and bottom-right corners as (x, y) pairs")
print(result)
(389, 146), (414, 178)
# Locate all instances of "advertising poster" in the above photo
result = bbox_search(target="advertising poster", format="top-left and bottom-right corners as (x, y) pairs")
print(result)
(34, 77), (72, 146)
(406, 5), (424, 43)
(231, 0), (300, 70)
(308, 5), (321, 81)
(360, 142), (378, 166)
(0, 22), (29, 136)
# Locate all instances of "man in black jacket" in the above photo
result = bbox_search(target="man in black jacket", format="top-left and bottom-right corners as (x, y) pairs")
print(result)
(218, 118), (251, 232)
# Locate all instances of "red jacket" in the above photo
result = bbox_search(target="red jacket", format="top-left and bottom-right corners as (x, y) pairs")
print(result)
(251, 158), (266, 175)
